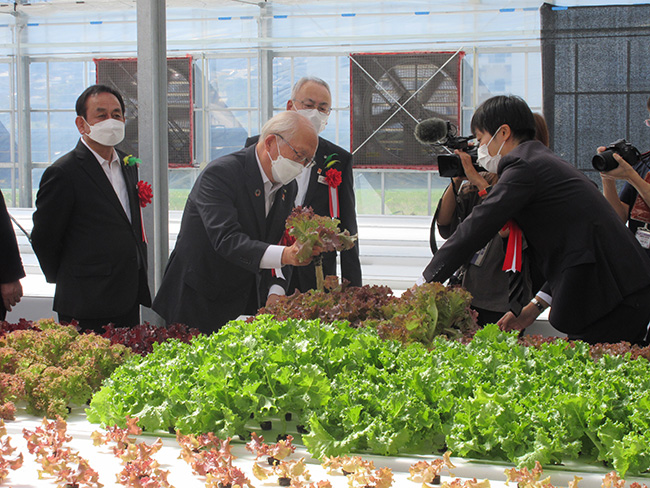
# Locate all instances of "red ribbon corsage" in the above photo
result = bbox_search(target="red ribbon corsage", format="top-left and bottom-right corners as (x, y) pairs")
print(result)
(137, 180), (153, 208)
(325, 168), (342, 218)
(325, 168), (342, 188)
(279, 228), (296, 247)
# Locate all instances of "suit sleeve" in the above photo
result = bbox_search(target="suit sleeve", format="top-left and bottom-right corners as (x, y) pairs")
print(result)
(337, 152), (362, 286)
(194, 163), (269, 274)
(31, 165), (74, 283)
(423, 158), (536, 283)
(0, 192), (25, 284)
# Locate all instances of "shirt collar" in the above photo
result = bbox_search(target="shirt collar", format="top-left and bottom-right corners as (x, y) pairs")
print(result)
(80, 137), (119, 166)
(255, 145), (281, 193)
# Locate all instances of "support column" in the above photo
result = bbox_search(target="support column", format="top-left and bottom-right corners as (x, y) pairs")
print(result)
(258, 3), (274, 127)
(15, 16), (32, 208)
(137, 0), (169, 325)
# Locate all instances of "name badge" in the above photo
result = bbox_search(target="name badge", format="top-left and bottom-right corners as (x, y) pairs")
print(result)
(636, 227), (650, 249)
(318, 175), (327, 185)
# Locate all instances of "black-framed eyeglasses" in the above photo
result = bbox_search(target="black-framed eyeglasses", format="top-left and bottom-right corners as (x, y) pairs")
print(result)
(293, 98), (332, 115)
(273, 133), (316, 169)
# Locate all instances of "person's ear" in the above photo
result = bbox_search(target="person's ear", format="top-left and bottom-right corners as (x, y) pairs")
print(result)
(501, 124), (512, 141)
(286, 99), (295, 111)
(263, 133), (277, 154)
(75, 116), (89, 135)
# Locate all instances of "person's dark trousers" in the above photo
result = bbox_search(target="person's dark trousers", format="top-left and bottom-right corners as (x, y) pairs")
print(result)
(569, 285), (650, 345)
(58, 301), (141, 335)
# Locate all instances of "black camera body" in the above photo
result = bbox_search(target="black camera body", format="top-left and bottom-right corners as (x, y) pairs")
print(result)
(414, 118), (486, 177)
(437, 144), (481, 178)
(592, 139), (640, 172)
(437, 133), (484, 178)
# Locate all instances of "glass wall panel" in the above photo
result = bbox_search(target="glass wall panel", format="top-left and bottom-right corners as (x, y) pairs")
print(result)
(30, 111), (49, 165)
(384, 172), (429, 216)
(30, 62), (48, 110)
(0, 111), (15, 203)
(49, 111), (78, 162)
(355, 170), (382, 215)
(0, 62), (12, 110)
(48, 62), (86, 111)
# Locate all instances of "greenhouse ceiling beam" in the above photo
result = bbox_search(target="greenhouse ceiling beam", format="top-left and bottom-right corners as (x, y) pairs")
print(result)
(0, 29), (541, 52)
(137, 0), (168, 326)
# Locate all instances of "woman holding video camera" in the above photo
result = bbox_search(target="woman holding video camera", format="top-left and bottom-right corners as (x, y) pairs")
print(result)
(431, 113), (548, 327)
(433, 164), (510, 326)
(421, 95), (650, 345)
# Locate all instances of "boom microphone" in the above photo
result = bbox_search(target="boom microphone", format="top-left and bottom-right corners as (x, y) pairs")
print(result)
(414, 117), (449, 144)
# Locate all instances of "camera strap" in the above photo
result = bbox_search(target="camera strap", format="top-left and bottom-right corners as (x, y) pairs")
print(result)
(630, 171), (650, 225)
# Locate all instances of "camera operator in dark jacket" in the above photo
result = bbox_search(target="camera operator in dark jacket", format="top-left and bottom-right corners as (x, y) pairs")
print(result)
(421, 95), (650, 345)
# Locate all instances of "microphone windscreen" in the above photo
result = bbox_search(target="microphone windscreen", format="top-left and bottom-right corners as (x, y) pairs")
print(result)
(414, 118), (448, 144)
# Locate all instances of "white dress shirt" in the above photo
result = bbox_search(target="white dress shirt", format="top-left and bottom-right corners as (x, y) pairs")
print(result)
(255, 150), (288, 297)
(294, 165), (311, 207)
(81, 138), (132, 222)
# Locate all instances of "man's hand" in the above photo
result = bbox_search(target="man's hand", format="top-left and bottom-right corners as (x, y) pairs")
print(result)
(497, 300), (545, 333)
(281, 241), (312, 266)
(1, 281), (23, 312)
(266, 293), (283, 307)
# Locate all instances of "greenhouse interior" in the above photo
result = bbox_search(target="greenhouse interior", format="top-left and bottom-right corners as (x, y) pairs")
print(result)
(1, 0), (650, 486)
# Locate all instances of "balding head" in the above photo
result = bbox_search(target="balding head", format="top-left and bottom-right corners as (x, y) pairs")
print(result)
(256, 111), (319, 184)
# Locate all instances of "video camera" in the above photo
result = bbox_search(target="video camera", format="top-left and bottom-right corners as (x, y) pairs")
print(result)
(414, 118), (484, 178)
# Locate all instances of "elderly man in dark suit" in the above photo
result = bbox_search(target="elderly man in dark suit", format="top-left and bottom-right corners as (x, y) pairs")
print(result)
(421, 95), (650, 345)
(246, 76), (362, 292)
(31, 85), (151, 333)
(0, 191), (25, 321)
(152, 111), (319, 333)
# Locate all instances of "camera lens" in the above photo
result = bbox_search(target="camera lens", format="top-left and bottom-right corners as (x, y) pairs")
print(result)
(591, 150), (618, 172)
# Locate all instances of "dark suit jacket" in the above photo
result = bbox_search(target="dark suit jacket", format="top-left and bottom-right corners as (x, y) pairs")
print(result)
(31, 140), (151, 320)
(152, 145), (297, 333)
(246, 135), (362, 292)
(0, 191), (26, 320)
(423, 140), (650, 338)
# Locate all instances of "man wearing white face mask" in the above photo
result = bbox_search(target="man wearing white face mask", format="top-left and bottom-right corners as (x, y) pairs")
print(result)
(245, 76), (362, 292)
(152, 111), (320, 333)
(420, 95), (650, 345)
(32, 84), (151, 333)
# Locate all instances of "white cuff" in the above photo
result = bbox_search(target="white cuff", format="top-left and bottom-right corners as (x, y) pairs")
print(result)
(415, 275), (426, 286)
(268, 284), (286, 298)
(537, 291), (552, 306)
(260, 245), (284, 269)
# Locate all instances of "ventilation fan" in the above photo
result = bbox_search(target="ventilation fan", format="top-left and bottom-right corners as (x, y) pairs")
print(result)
(350, 51), (464, 168)
(95, 56), (194, 167)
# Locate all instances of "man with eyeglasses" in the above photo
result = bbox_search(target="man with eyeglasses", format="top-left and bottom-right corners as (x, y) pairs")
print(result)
(599, 95), (650, 258)
(152, 111), (320, 333)
(246, 76), (362, 293)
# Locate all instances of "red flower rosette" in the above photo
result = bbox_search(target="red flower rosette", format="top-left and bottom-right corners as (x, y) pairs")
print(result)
(279, 228), (296, 247)
(325, 168), (342, 188)
(137, 180), (153, 208)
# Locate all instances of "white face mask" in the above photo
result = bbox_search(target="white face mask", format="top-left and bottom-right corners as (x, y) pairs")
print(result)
(295, 108), (329, 134)
(268, 138), (305, 185)
(83, 118), (125, 147)
(476, 127), (505, 173)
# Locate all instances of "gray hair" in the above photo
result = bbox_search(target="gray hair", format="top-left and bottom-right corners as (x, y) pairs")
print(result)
(260, 110), (312, 141)
(290, 76), (331, 100)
